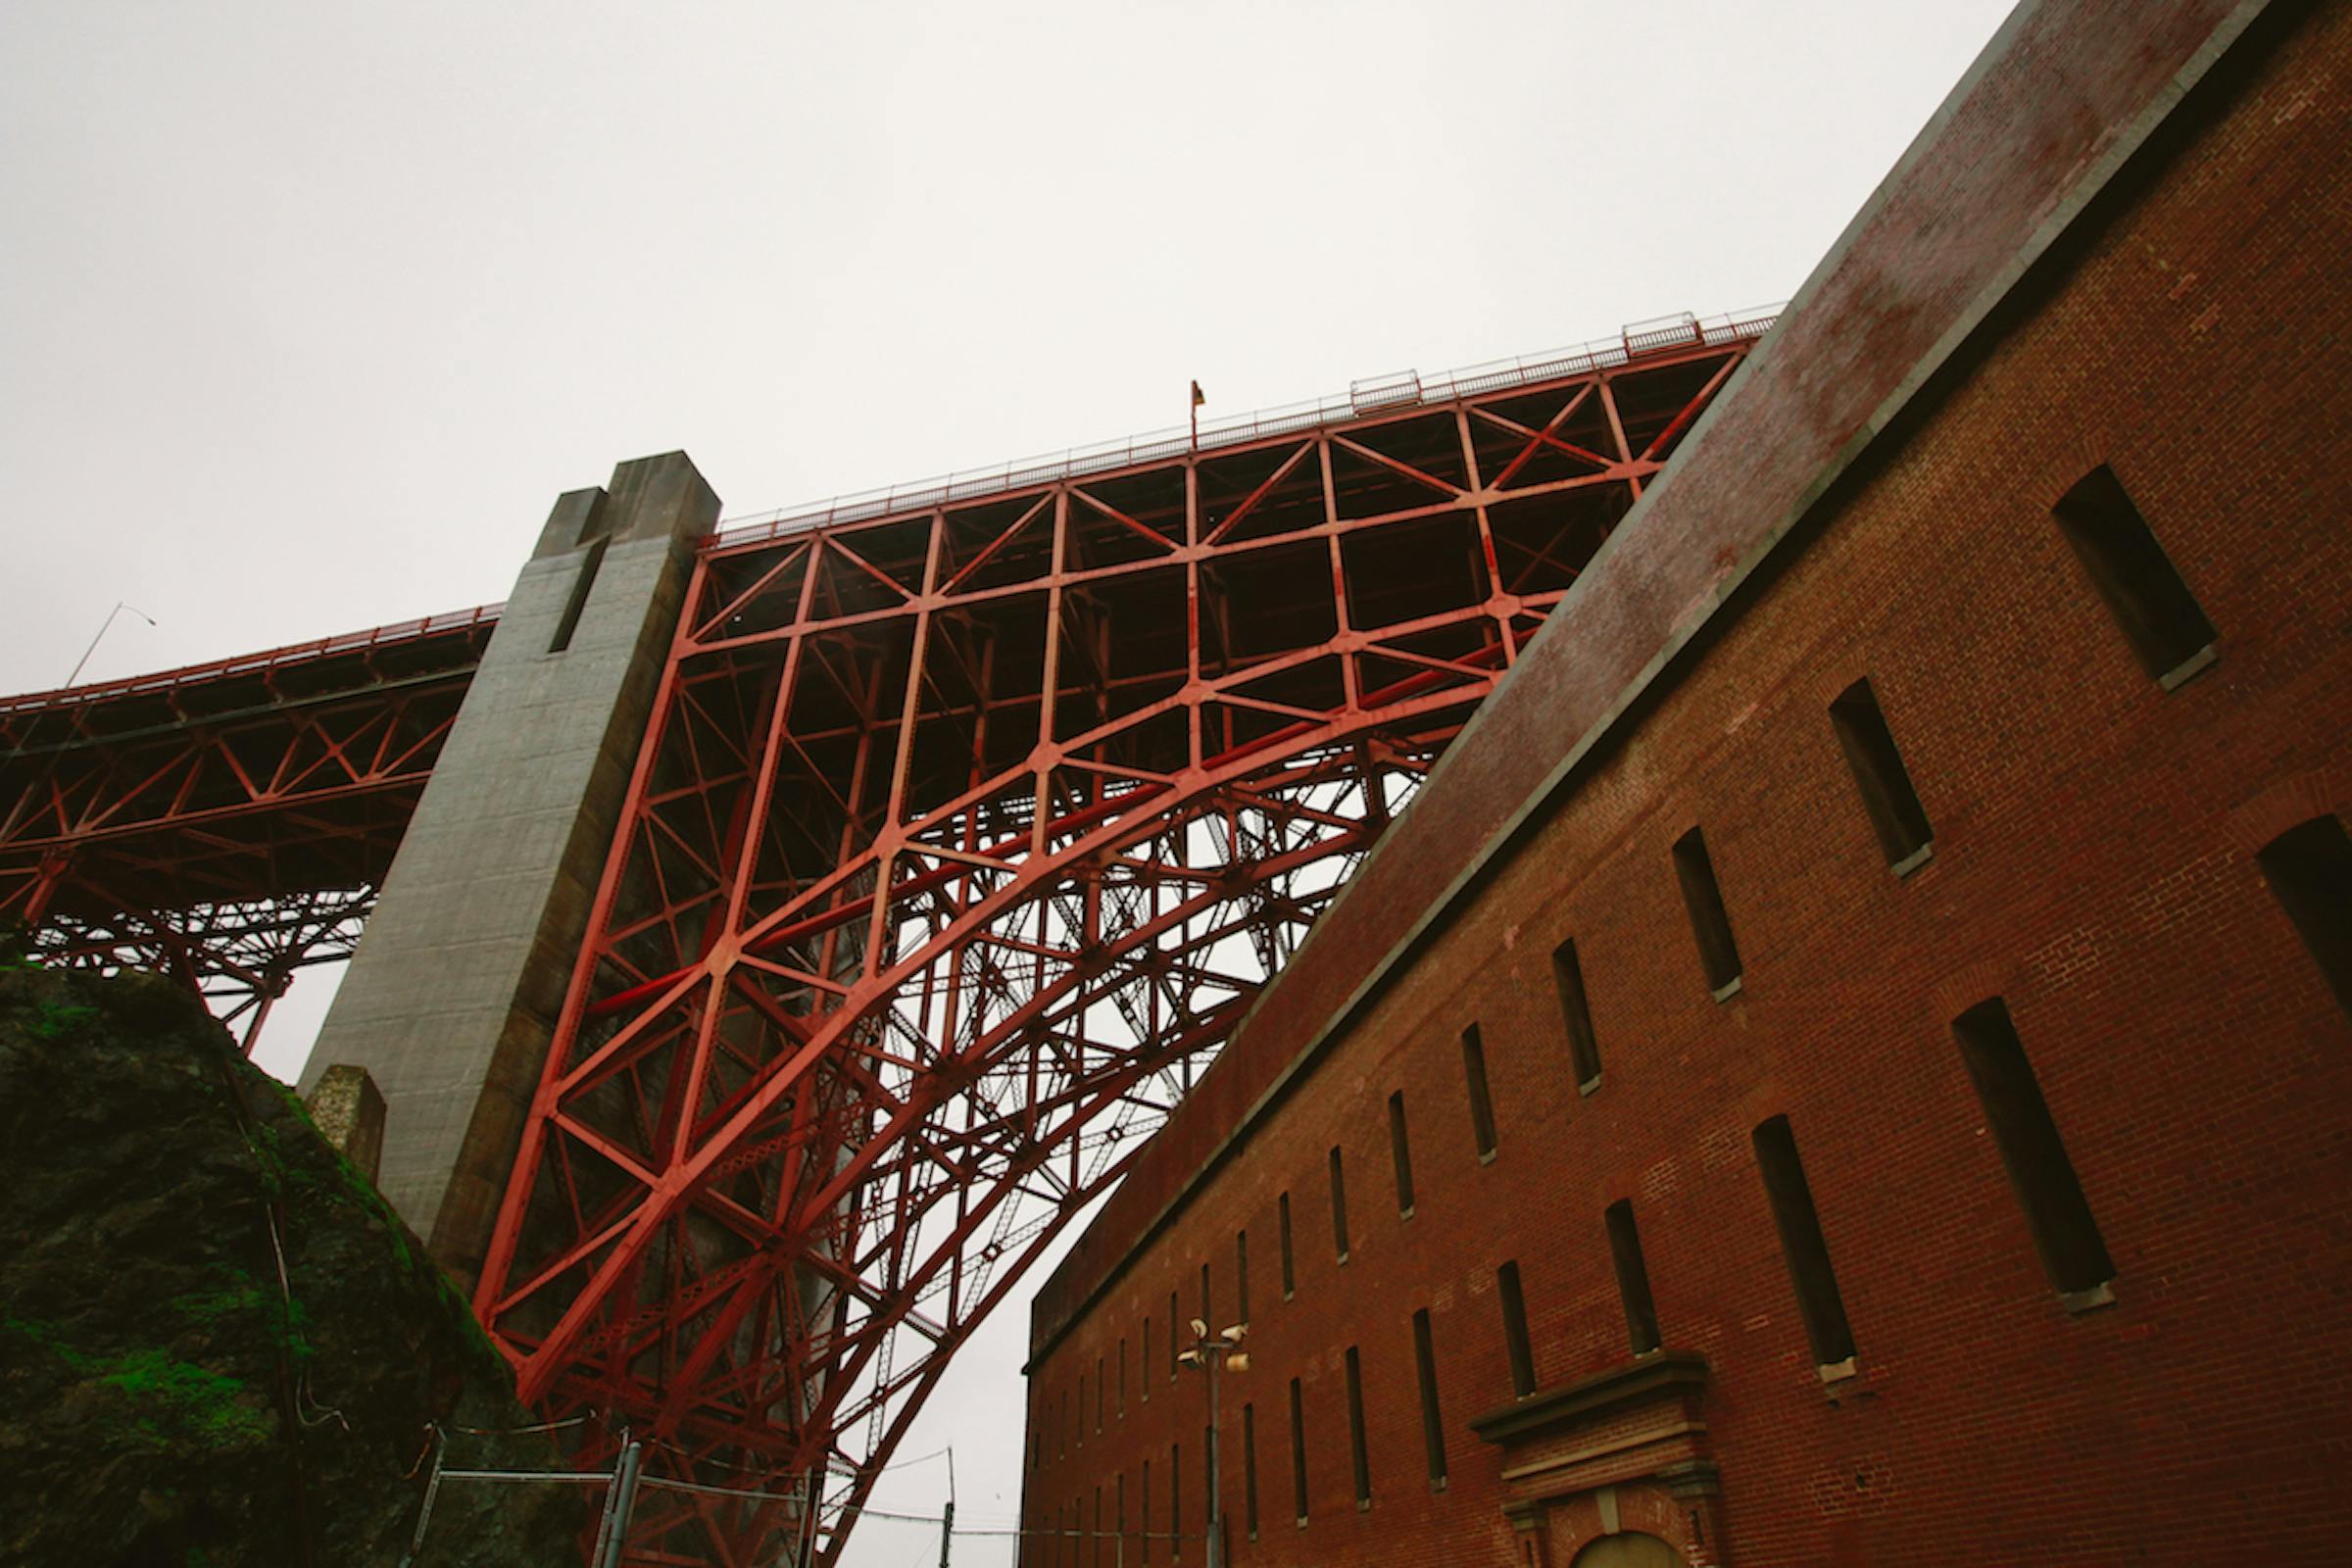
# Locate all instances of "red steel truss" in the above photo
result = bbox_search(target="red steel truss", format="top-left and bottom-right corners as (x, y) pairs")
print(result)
(474, 321), (1767, 1565)
(0, 607), (498, 1047)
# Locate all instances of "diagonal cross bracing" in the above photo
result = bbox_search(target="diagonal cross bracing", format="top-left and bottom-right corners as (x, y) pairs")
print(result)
(474, 322), (1768, 1566)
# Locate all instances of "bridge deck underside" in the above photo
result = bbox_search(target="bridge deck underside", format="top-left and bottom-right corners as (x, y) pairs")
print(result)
(0, 614), (496, 1042)
(472, 331), (1760, 1565)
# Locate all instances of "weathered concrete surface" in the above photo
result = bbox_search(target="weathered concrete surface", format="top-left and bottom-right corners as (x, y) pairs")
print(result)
(301, 452), (717, 1284)
(1029, 0), (2284, 1357)
(304, 1063), (387, 1183)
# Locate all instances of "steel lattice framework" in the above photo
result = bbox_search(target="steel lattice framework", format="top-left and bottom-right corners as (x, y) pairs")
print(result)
(0, 608), (498, 1047)
(473, 323), (1764, 1565)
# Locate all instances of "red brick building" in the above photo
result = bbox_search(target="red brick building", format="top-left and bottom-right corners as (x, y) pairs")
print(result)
(1019, 3), (2352, 1565)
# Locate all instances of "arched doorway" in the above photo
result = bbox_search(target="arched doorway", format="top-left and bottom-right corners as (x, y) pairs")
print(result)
(1570, 1532), (1689, 1568)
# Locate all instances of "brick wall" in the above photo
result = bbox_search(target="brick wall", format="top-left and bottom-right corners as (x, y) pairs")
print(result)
(1020, 5), (2352, 1565)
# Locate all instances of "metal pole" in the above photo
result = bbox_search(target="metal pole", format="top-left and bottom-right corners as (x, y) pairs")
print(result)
(64, 601), (155, 688)
(597, 1440), (645, 1568)
(939, 1498), (954, 1568)
(1204, 1351), (1221, 1568)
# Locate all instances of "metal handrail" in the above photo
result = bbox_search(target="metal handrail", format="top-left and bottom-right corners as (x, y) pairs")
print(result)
(1, 308), (1783, 716)
(712, 306), (1781, 545)
(0, 601), (506, 714)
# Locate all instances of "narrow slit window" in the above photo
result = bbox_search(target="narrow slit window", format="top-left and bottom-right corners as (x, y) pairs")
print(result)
(1496, 1260), (1537, 1396)
(1387, 1094), (1416, 1217)
(1236, 1230), (1250, 1325)
(1071, 1382), (1080, 1450)
(1412, 1307), (1448, 1489)
(1059, 1389), (1068, 1457)
(1288, 1377), (1308, 1525)
(548, 536), (608, 654)
(2257, 814), (2352, 1017)
(1142, 1319), (1151, 1403)
(1142, 1459), (1152, 1565)
(1278, 1193), (1297, 1298)
(1243, 1401), (1260, 1540)
(1329, 1147), (1351, 1262)
(1752, 1115), (1858, 1372)
(1604, 1200), (1662, 1354)
(1200, 1262), (1212, 1332)
(1551, 939), (1604, 1089)
(1345, 1347), (1372, 1508)
(1168, 1290), (1180, 1381)
(1094, 1487), (1103, 1568)
(1119, 1336), (1128, 1415)
(1117, 1473), (1127, 1563)
(1829, 677), (1935, 872)
(1672, 827), (1744, 998)
(1202, 1426), (1214, 1533)
(1097, 1354), (1104, 1431)
(1952, 998), (2115, 1299)
(2052, 464), (2217, 688)
(1170, 1443), (1181, 1559)
(1461, 1023), (1498, 1157)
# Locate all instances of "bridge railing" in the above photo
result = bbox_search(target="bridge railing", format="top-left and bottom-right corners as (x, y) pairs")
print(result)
(712, 306), (1782, 545)
(0, 601), (506, 714)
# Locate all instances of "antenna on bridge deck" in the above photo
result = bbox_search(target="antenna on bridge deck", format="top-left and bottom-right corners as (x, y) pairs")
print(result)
(65, 601), (156, 688)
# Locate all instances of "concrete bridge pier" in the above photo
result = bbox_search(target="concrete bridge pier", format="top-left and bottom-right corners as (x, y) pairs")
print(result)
(300, 452), (718, 1286)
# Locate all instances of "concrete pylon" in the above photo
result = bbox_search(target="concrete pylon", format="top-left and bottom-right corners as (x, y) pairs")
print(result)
(302, 452), (718, 1284)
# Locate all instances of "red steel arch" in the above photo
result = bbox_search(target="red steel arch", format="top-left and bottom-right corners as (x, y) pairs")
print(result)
(474, 318), (1769, 1564)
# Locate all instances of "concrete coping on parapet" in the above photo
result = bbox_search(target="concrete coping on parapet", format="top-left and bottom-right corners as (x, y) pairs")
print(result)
(1023, 0), (2291, 1369)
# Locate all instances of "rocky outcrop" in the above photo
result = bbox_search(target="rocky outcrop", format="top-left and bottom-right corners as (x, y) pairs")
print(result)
(0, 959), (586, 1566)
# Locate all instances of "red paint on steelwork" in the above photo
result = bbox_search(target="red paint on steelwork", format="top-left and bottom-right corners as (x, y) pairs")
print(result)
(0, 607), (498, 1046)
(470, 324), (1766, 1565)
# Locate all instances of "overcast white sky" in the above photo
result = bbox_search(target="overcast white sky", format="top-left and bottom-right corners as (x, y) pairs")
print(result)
(3, 1), (2013, 1556)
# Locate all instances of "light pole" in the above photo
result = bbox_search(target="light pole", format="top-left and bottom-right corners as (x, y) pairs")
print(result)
(1177, 1318), (1248, 1568)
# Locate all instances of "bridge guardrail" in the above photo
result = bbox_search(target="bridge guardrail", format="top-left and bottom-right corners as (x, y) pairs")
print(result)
(712, 306), (1781, 545)
(0, 601), (505, 714)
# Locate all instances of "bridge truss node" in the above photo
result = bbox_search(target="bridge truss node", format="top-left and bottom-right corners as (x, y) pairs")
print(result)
(474, 328), (1762, 1566)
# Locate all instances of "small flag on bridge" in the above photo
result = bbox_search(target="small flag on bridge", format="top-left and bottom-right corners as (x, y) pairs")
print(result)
(1191, 379), (1205, 407)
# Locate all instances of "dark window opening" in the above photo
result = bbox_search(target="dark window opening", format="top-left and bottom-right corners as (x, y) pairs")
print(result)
(1203, 1426), (1214, 1533)
(1168, 1291), (1180, 1381)
(1097, 1355), (1104, 1431)
(1289, 1377), (1308, 1526)
(1237, 1230), (1251, 1325)
(1142, 1319), (1151, 1403)
(1412, 1307), (1448, 1488)
(1059, 1389), (1068, 1457)
(1170, 1443), (1181, 1559)
(1672, 827), (1744, 999)
(548, 536), (609, 654)
(1143, 1459), (1152, 1565)
(1752, 1115), (1858, 1370)
(1243, 1401), (1260, 1540)
(1345, 1346), (1372, 1508)
(1278, 1193), (1297, 1299)
(1094, 1487), (1103, 1568)
(1551, 940), (1603, 1091)
(1329, 1147), (1351, 1262)
(1119, 1337), (1128, 1415)
(2258, 814), (2352, 1018)
(1200, 1262), (1212, 1334)
(1605, 1200), (1662, 1354)
(1829, 677), (1935, 872)
(1952, 998), (2114, 1299)
(1117, 1473), (1127, 1562)
(2052, 464), (2217, 688)
(1497, 1260), (1537, 1396)
(1461, 1023), (1498, 1157)
(1387, 1093), (1416, 1217)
